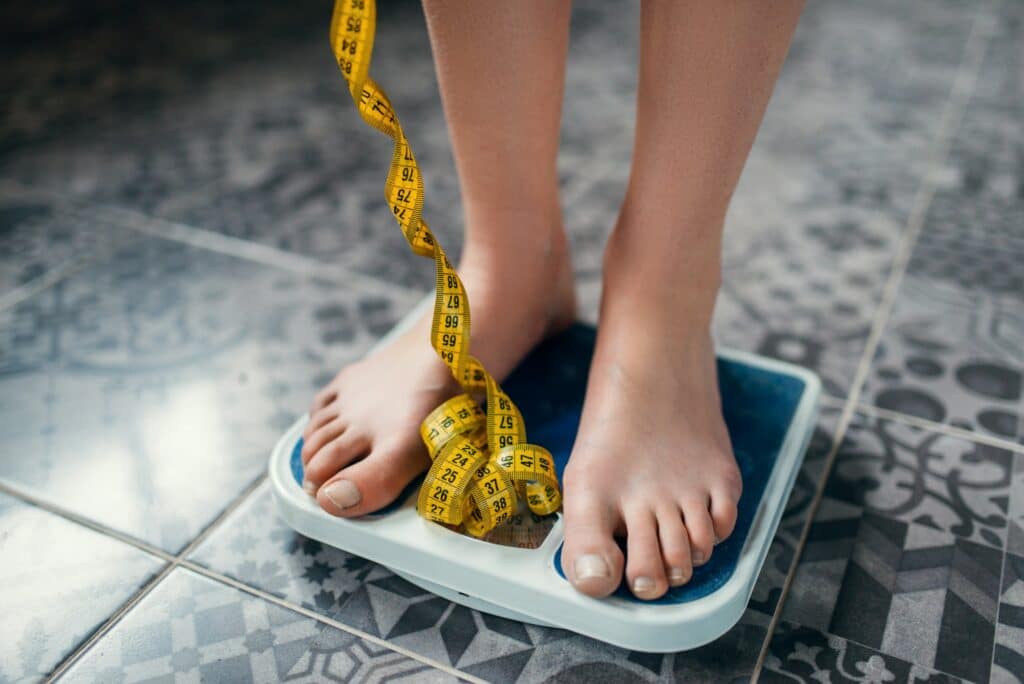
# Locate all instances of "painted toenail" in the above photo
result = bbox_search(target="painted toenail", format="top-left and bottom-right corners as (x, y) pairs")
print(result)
(302, 480), (317, 496)
(323, 480), (362, 509)
(574, 554), (610, 582)
(668, 568), (689, 586)
(632, 576), (656, 596)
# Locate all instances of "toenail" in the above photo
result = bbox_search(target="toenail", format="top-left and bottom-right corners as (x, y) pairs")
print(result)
(323, 480), (362, 509)
(693, 551), (707, 565)
(668, 568), (689, 586)
(632, 576), (657, 596)
(574, 554), (610, 582)
(302, 480), (317, 496)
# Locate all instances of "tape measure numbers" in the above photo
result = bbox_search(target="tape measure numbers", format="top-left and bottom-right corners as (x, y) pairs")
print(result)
(329, 0), (561, 537)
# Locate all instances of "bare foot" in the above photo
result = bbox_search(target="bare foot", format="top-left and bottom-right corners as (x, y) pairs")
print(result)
(560, 228), (742, 600)
(302, 218), (576, 517)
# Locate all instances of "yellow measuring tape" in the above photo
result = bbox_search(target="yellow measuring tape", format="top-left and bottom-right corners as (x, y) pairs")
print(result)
(329, 0), (561, 537)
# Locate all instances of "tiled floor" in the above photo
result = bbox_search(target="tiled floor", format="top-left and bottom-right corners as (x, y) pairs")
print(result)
(1, 0), (1021, 682)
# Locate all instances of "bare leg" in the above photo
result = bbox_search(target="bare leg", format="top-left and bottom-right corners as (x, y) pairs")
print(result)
(562, 0), (803, 599)
(303, 1), (576, 516)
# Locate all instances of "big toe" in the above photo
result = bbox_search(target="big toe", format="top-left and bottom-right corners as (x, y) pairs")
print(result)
(561, 493), (624, 598)
(317, 442), (428, 517)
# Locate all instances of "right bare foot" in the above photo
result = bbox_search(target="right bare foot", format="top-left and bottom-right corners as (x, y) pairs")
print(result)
(301, 215), (576, 517)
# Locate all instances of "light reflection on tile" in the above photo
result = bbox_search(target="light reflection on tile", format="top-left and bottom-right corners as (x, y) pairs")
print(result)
(0, 493), (164, 682)
(0, 235), (420, 551)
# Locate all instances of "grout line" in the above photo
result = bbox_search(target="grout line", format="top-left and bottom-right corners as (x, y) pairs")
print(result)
(178, 560), (486, 683)
(988, 543), (1010, 681)
(172, 472), (270, 561)
(27, 466), (475, 682)
(0, 259), (92, 313)
(0, 178), (421, 302)
(33, 472), (271, 680)
(855, 401), (1024, 455)
(45, 563), (177, 682)
(0, 481), (175, 562)
(104, 205), (422, 299)
(833, 0), (998, 434)
(751, 3), (999, 679)
(0, 210), (142, 314)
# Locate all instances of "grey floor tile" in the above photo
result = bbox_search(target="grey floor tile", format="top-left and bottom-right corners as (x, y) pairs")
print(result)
(189, 480), (377, 618)
(864, 1), (1023, 445)
(824, 413), (1015, 550)
(0, 233), (421, 552)
(993, 552), (1024, 684)
(714, 0), (983, 399)
(190, 405), (839, 682)
(762, 621), (964, 684)
(0, 190), (138, 300)
(782, 497), (1002, 682)
(748, 403), (843, 619)
(0, 1), (331, 154)
(0, 492), (164, 683)
(58, 567), (448, 683)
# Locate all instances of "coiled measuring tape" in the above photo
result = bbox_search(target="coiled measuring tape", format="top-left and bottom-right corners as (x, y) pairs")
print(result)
(329, 0), (561, 537)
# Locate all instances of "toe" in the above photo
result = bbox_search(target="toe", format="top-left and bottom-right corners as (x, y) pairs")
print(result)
(561, 489), (624, 598)
(709, 485), (740, 544)
(623, 507), (668, 600)
(303, 405), (339, 445)
(656, 506), (692, 587)
(317, 442), (428, 517)
(311, 384), (338, 412)
(304, 431), (369, 493)
(681, 496), (716, 566)
(301, 415), (346, 465)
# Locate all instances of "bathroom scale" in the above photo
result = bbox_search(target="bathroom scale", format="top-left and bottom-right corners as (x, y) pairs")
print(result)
(271, 309), (820, 653)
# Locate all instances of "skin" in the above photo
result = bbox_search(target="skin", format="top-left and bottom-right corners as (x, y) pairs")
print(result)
(304, 0), (803, 601)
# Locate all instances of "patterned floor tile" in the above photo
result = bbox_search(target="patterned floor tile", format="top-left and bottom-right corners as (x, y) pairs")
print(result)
(0, 190), (138, 300)
(189, 481), (377, 618)
(712, 0), (983, 399)
(59, 567), (445, 683)
(193, 480), (763, 682)
(0, 233), (420, 551)
(0, 492), (164, 683)
(763, 622), (963, 684)
(747, 403), (843, 619)
(993, 552), (1024, 684)
(191, 404), (839, 682)
(864, 1), (1023, 445)
(824, 414), (1015, 550)
(782, 497), (1002, 682)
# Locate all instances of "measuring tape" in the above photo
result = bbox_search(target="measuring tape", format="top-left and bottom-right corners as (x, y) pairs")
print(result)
(329, 0), (561, 537)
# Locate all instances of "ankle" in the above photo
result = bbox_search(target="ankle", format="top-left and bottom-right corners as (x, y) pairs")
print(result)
(601, 223), (721, 328)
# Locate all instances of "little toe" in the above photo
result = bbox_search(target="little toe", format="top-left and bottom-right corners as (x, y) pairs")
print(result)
(624, 508), (668, 600)
(317, 444), (427, 517)
(681, 496), (716, 566)
(304, 431), (369, 493)
(301, 415), (347, 465)
(710, 486), (740, 544)
(657, 507), (692, 587)
(561, 493), (624, 598)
